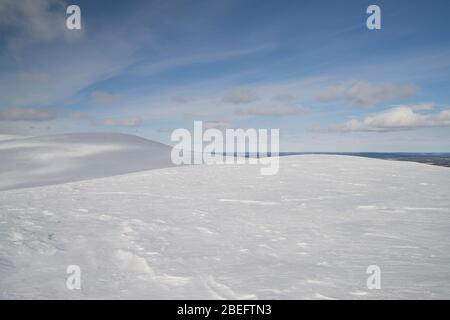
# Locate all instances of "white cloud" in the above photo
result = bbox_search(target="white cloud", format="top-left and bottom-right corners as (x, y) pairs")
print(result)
(222, 88), (260, 104)
(0, 107), (57, 122)
(91, 91), (124, 106)
(316, 81), (418, 107)
(408, 102), (434, 111)
(236, 105), (308, 117)
(101, 118), (143, 127)
(337, 104), (450, 132)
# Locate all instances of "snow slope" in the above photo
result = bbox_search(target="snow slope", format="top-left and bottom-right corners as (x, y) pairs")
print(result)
(0, 133), (174, 191)
(0, 135), (29, 142)
(1, 155), (450, 299)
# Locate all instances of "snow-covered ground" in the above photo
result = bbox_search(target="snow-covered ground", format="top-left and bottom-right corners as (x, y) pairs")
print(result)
(0, 133), (174, 191)
(1, 152), (449, 299)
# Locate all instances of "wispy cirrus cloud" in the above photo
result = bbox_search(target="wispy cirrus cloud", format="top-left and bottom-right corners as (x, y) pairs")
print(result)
(316, 81), (418, 107)
(131, 44), (273, 76)
(0, 0), (143, 111)
(0, 0), (71, 49)
(16, 72), (52, 82)
(91, 91), (124, 106)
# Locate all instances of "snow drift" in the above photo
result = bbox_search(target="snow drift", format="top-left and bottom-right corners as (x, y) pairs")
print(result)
(1, 155), (449, 299)
(0, 133), (174, 191)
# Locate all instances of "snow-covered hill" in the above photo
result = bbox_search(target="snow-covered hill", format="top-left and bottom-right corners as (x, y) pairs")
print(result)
(0, 133), (174, 191)
(1, 155), (449, 299)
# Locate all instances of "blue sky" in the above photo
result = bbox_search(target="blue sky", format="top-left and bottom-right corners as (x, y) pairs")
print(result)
(1, 0), (450, 151)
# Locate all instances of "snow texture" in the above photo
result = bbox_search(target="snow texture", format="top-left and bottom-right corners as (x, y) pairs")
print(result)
(1, 140), (449, 299)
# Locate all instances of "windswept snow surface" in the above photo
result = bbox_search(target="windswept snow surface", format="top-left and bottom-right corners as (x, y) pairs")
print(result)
(0, 133), (174, 191)
(1, 155), (450, 299)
